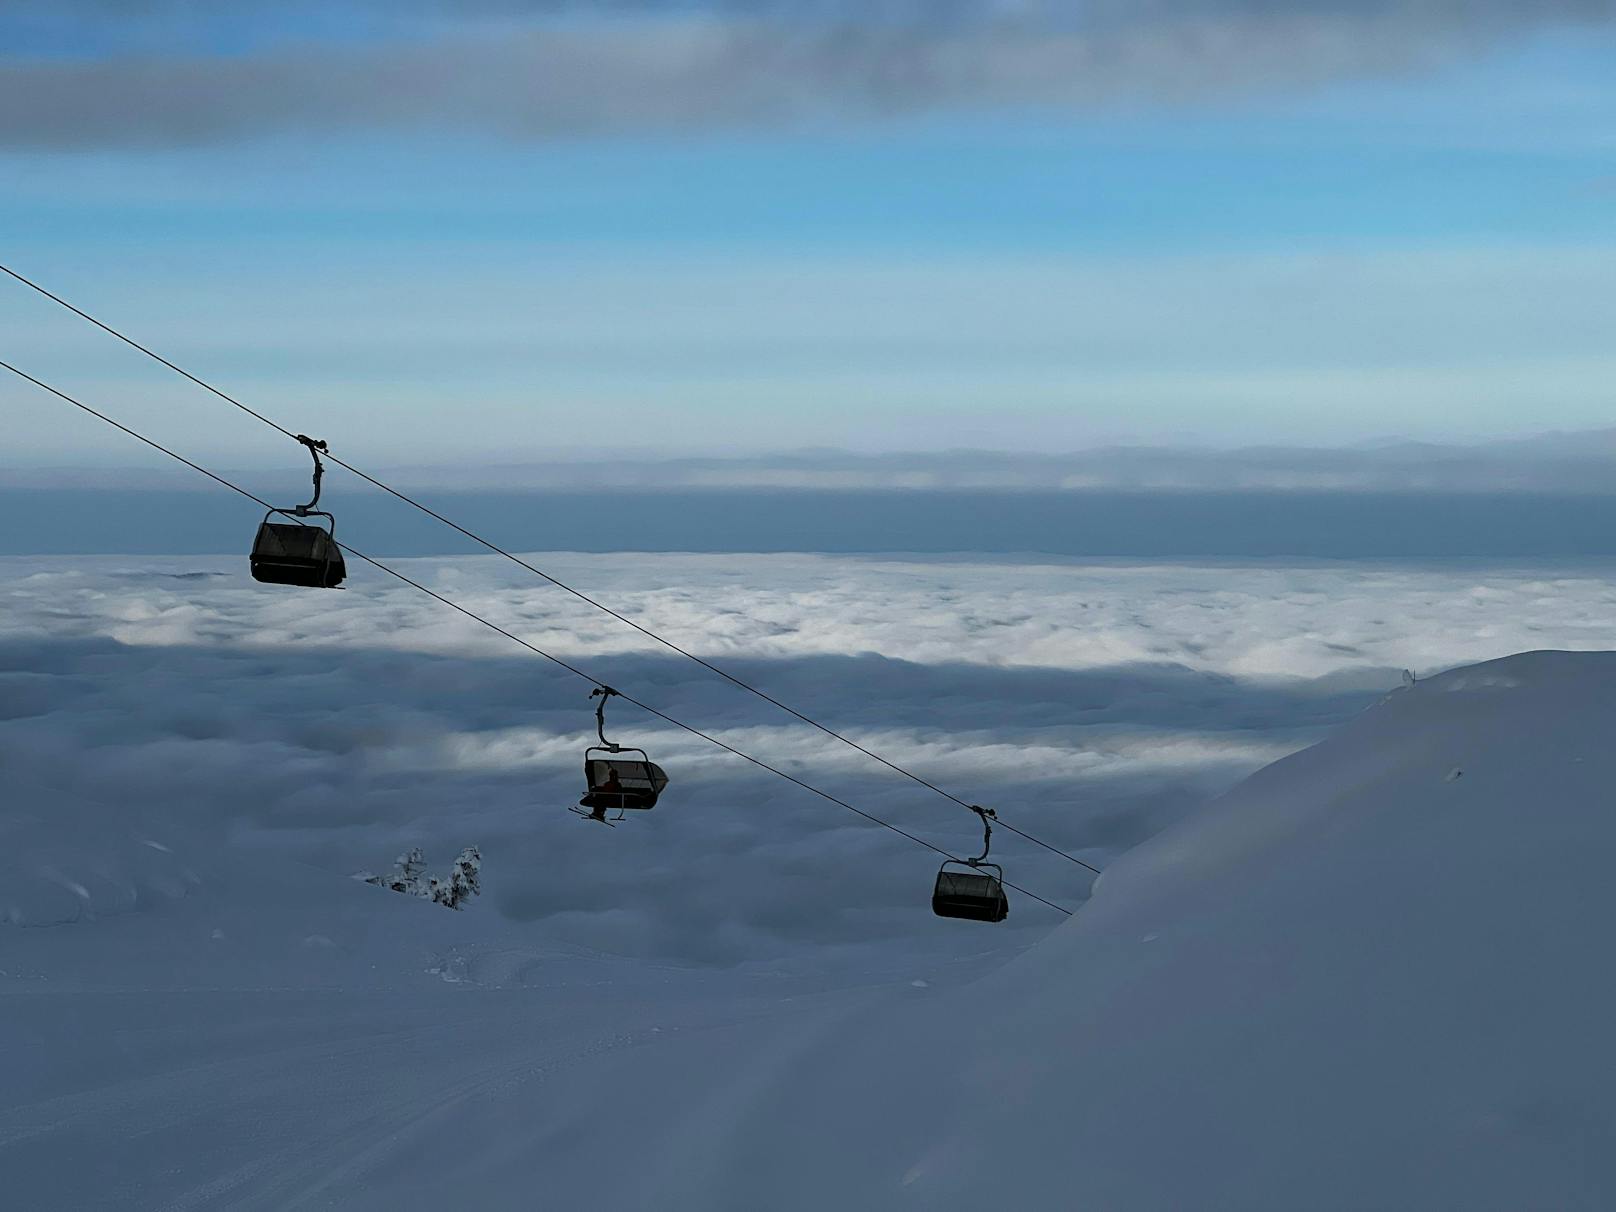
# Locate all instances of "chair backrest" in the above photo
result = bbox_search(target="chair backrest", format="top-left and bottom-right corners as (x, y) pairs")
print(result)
(934, 869), (1002, 899)
(250, 519), (346, 588)
(253, 520), (335, 561)
(587, 758), (662, 793)
(932, 865), (1009, 922)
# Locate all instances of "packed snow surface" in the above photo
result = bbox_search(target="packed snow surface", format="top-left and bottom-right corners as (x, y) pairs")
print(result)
(7, 552), (1616, 1207)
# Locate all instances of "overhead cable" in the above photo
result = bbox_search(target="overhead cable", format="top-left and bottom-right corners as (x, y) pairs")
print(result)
(1, 357), (1075, 917)
(0, 261), (1101, 878)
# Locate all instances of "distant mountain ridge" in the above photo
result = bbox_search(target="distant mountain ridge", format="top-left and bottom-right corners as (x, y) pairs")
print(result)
(10, 430), (1616, 494)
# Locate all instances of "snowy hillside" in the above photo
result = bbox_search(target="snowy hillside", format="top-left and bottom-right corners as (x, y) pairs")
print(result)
(7, 647), (1616, 1208)
(622, 649), (1616, 1210)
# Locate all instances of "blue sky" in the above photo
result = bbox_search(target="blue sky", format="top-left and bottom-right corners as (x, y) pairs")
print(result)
(2, 2), (1614, 466)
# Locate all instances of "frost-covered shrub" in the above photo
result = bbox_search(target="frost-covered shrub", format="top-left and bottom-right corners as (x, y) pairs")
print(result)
(366, 846), (427, 896)
(365, 845), (481, 910)
(431, 847), (482, 911)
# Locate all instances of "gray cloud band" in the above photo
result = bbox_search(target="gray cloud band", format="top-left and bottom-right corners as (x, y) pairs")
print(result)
(2, 2), (1612, 147)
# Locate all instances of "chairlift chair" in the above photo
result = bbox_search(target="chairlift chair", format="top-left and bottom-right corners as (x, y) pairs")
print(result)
(932, 806), (1009, 922)
(250, 435), (347, 588)
(570, 687), (669, 824)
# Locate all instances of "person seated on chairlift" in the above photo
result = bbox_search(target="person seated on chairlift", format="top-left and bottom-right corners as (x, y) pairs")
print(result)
(584, 768), (624, 822)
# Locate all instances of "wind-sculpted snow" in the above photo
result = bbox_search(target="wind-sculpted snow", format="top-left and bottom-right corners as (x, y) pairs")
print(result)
(5, 553), (1616, 965)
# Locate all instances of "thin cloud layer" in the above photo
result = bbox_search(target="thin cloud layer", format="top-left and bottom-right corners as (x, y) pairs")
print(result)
(17, 432), (1616, 495)
(366, 433), (1616, 494)
(2, 1), (1611, 147)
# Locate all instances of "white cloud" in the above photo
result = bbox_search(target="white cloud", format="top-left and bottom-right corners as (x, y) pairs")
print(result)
(9, 551), (1616, 963)
(5, 2), (1611, 147)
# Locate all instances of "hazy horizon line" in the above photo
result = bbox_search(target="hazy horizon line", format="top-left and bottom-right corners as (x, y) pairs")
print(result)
(10, 428), (1616, 494)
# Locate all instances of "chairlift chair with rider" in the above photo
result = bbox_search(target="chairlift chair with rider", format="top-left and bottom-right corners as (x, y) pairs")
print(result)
(570, 687), (669, 824)
(249, 434), (347, 589)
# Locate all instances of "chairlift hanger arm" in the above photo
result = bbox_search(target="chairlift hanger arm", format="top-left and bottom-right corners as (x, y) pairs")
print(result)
(293, 434), (328, 515)
(590, 685), (621, 751)
(968, 805), (996, 866)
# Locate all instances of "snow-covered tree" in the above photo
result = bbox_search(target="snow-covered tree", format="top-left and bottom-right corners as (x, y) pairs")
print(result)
(366, 845), (481, 910)
(431, 846), (482, 911)
(395, 847), (428, 894)
(366, 846), (427, 897)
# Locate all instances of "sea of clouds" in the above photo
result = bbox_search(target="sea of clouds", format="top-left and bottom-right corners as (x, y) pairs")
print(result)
(7, 550), (1616, 970)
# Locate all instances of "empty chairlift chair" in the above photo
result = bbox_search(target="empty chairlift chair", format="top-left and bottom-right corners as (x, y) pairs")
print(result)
(250, 434), (347, 589)
(570, 687), (669, 824)
(932, 806), (1009, 923)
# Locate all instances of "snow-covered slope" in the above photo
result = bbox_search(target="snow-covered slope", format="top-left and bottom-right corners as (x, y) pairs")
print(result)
(603, 649), (1616, 1210)
(7, 649), (1616, 1209)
